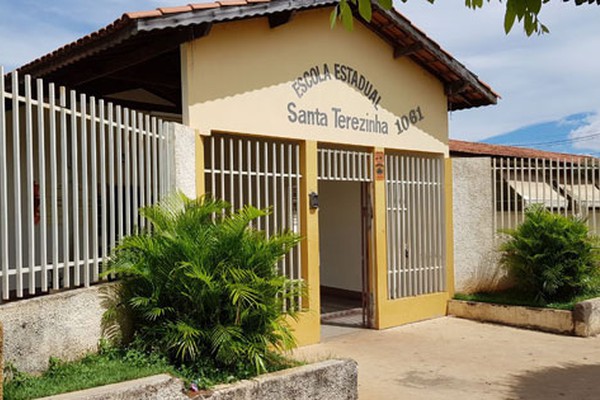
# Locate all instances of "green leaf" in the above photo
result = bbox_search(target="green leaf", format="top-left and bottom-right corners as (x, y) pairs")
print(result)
(358, 0), (372, 22)
(330, 6), (338, 30)
(378, 0), (393, 9)
(504, 8), (517, 34)
(340, 0), (354, 31)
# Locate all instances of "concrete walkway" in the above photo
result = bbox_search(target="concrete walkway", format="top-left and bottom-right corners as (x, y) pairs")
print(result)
(293, 317), (600, 400)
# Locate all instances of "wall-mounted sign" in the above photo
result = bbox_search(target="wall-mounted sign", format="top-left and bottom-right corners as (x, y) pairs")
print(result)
(287, 63), (424, 136)
(375, 151), (385, 181)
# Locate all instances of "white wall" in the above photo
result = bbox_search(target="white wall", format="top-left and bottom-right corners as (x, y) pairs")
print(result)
(318, 180), (363, 293)
(452, 157), (498, 292)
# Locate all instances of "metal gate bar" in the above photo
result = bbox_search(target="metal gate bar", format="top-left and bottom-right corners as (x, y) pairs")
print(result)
(385, 153), (445, 299)
(204, 134), (302, 309)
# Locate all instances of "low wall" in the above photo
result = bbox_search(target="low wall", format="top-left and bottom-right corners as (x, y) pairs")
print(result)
(573, 298), (600, 337)
(36, 359), (358, 400)
(0, 283), (117, 373)
(201, 359), (357, 400)
(449, 298), (600, 337)
(448, 300), (574, 335)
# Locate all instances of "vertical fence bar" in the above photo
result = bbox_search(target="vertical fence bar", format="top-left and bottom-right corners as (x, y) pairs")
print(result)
(124, 110), (131, 236)
(385, 155), (393, 298)
(492, 158), (497, 241)
(80, 93), (90, 287)
(137, 114), (145, 229)
(238, 139), (243, 210)
(12, 72), (23, 296)
(70, 90), (80, 286)
(570, 158), (575, 217)
(90, 97), (99, 282)
(131, 111), (138, 230)
(256, 141), (262, 230)
(24, 76), (36, 294)
(152, 118), (158, 206)
(116, 106), (124, 244)
(145, 115), (151, 212)
(99, 100), (108, 272)
(48, 83), (59, 290)
(0, 68), (8, 298)
(60, 87), (69, 289)
(593, 159), (597, 234)
(37, 79), (48, 292)
(562, 158), (568, 217)
(264, 142), (269, 237)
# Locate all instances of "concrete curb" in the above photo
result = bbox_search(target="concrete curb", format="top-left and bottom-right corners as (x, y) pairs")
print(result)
(36, 374), (186, 400)
(33, 359), (358, 400)
(448, 299), (574, 335)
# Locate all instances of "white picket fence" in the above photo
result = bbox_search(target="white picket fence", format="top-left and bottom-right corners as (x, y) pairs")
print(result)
(0, 67), (175, 300)
(492, 156), (600, 236)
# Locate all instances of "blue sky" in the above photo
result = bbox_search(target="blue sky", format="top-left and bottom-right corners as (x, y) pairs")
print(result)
(1, 0), (600, 154)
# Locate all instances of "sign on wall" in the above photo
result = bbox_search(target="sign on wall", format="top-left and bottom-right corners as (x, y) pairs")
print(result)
(287, 63), (424, 136)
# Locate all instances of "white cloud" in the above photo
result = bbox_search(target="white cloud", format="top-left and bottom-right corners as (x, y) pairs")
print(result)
(569, 112), (600, 151)
(397, 0), (600, 141)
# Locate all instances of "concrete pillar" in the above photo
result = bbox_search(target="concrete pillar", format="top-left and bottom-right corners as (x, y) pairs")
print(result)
(165, 122), (197, 198)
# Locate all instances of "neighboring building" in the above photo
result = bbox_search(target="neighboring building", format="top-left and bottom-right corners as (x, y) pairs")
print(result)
(450, 140), (600, 292)
(7, 0), (498, 345)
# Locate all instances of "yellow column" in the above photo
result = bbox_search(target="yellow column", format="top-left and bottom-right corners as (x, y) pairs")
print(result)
(288, 140), (321, 346)
(195, 133), (205, 198)
(372, 147), (388, 329)
(445, 158), (455, 297)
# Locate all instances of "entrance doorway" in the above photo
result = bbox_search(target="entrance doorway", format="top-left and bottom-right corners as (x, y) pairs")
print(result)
(317, 147), (373, 328)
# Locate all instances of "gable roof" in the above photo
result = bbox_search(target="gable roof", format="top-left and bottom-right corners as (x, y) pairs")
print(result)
(16, 0), (498, 111)
(449, 139), (593, 162)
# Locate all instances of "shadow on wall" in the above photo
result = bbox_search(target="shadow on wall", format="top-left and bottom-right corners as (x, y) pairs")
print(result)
(460, 250), (514, 294)
(509, 363), (600, 399)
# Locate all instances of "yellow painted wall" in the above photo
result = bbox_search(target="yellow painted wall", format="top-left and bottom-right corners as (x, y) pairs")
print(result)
(182, 7), (449, 155)
(181, 7), (455, 343)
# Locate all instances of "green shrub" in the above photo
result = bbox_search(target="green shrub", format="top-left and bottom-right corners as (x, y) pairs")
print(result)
(105, 193), (303, 374)
(499, 204), (600, 303)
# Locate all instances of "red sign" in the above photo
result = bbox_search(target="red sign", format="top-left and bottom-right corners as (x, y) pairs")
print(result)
(374, 152), (385, 181)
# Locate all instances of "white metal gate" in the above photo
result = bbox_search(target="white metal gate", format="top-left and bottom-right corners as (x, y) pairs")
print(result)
(204, 134), (302, 307)
(385, 153), (445, 299)
(0, 68), (174, 300)
(318, 148), (373, 182)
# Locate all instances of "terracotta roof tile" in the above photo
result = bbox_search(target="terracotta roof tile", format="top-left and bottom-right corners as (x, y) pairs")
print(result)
(158, 5), (194, 14)
(124, 10), (163, 19)
(189, 2), (221, 10)
(217, 0), (249, 6)
(449, 139), (592, 162)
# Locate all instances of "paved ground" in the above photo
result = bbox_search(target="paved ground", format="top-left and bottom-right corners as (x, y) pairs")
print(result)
(292, 317), (600, 400)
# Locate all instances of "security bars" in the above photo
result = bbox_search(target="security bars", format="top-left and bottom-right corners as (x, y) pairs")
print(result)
(204, 134), (303, 309)
(385, 153), (445, 299)
(0, 68), (174, 300)
(492, 157), (600, 237)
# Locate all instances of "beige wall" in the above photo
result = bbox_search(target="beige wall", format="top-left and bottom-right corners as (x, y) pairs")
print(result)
(182, 7), (449, 155)
(318, 180), (363, 293)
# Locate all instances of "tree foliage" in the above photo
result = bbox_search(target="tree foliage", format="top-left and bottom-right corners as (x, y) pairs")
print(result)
(104, 193), (303, 374)
(332, 0), (598, 36)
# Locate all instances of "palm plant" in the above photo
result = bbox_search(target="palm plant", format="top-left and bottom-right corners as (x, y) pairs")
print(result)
(104, 193), (303, 374)
(499, 204), (600, 303)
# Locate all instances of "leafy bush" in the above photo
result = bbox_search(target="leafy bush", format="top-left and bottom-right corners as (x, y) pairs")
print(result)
(105, 193), (303, 374)
(499, 204), (600, 303)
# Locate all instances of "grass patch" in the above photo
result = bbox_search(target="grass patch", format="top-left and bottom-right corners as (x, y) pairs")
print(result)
(3, 344), (303, 400)
(4, 346), (175, 400)
(454, 288), (600, 311)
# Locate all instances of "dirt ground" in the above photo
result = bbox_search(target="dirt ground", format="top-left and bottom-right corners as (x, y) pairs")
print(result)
(292, 317), (600, 400)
